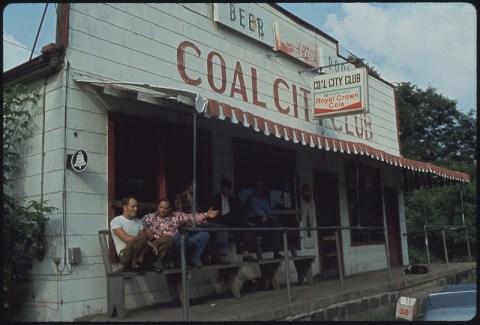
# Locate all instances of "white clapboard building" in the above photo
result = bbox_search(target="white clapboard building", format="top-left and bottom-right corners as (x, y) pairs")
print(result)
(4, 3), (469, 321)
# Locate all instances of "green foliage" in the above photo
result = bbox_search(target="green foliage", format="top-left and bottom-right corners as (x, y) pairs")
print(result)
(396, 82), (475, 166)
(396, 82), (477, 263)
(405, 185), (477, 262)
(346, 54), (381, 78)
(3, 84), (57, 321)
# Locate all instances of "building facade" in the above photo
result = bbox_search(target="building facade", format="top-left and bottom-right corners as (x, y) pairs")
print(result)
(4, 3), (469, 321)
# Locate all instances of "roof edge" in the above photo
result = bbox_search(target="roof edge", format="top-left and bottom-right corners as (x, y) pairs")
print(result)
(3, 44), (64, 88)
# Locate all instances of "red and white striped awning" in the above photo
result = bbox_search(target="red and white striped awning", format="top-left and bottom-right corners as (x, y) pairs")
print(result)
(205, 98), (470, 183)
(73, 79), (469, 183)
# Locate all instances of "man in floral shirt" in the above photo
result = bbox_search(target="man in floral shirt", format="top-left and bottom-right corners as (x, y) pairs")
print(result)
(142, 198), (218, 268)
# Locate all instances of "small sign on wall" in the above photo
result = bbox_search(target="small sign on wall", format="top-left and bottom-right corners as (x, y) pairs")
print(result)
(67, 149), (88, 172)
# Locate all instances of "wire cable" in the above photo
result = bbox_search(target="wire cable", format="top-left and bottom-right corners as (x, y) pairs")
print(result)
(30, 3), (49, 60)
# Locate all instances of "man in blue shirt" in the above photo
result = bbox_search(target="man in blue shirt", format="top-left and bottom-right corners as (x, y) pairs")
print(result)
(245, 181), (284, 259)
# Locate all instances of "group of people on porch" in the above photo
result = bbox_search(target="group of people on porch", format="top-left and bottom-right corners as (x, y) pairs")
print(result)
(110, 179), (285, 274)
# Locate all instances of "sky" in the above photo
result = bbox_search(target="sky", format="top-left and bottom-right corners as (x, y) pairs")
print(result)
(2, 2), (477, 113)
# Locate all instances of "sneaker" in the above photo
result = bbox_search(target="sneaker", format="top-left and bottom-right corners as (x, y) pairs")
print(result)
(132, 263), (145, 275)
(152, 261), (164, 273)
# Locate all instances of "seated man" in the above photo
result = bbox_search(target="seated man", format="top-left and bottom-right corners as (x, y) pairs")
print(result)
(175, 180), (230, 265)
(110, 196), (158, 274)
(142, 198), (218, 269)
(210, 178), (257, 262)
(245, 181), (284, 259)
(141, 222), (174, 273)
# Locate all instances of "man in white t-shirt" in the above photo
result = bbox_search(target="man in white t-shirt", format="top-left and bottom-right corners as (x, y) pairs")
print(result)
(110, 196), (156, 273)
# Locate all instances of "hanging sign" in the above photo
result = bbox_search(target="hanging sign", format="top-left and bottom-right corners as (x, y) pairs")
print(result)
(312, 67), (369, 119)
(68, 149), (88, 172)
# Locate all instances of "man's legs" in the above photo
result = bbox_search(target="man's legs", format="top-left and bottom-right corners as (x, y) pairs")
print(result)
(265, 218), (283, 255)
(150, 236), (173, 260)
(119, 231), (148, 269)
(165, 232), (210, 267)
(206, 222), (229, 256)
(198, 222), (230, 264)
(219, 216), (256, 260)
(254, 218), (283, 255)
(144, 236), (173, 270)
(186, 231), (210, 265)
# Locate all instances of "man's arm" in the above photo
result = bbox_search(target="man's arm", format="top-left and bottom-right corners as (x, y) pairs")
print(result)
(112, 227), (134, 244)
(246, 194), (268, 218)
(141, 215), (155, 240)
(173, 209), (218, 225)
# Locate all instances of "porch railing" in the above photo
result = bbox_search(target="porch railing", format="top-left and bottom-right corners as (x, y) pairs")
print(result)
(423, 225), (472, 268)
(404, 224), (472, 268)
(177, 225), (389, 321)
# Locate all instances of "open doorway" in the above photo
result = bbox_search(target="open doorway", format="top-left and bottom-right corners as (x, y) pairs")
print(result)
(232, 138), (300, 250)
(384, 187), (403, 266)
(313, 172), (341, 278)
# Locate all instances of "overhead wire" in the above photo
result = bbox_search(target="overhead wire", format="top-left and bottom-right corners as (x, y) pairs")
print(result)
(30, 3), (49, 60)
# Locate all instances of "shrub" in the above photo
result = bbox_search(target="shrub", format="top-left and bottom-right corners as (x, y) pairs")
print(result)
(3, 84), (57, 321)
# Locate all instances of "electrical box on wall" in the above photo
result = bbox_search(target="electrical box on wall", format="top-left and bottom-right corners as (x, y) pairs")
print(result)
(68, 247), (81, 265)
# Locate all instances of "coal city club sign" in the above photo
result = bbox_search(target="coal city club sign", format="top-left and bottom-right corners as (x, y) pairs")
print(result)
(312, 67), (369, 119)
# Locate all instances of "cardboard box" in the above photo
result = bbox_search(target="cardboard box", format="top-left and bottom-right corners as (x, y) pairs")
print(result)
(396, 296), (417, 321)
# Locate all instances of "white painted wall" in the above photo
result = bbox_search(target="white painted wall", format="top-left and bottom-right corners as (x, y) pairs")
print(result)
(68, 3), (400, 155)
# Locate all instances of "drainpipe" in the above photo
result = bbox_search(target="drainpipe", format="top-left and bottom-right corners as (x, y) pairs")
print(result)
(40, 75), (50, 203)
(192, 99), (197, 217)
(355, 157), (360, 227)
(60, 59), (71, 272)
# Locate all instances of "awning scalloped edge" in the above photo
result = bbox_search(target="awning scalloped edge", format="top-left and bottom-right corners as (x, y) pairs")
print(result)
(206, 99), (470, 183)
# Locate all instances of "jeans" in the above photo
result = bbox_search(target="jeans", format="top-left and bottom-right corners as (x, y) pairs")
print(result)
(198, 221), (229, 256)
(166, 231), (210, 264)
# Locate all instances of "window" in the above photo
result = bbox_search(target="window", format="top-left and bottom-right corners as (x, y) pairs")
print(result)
(111, 113), (212, 212)
(232, 138), (297, 200)
(345, 162), (384, 244)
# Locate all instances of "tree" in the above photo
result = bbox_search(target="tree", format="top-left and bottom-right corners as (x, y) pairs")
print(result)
(396, 82), (476, 263)
(3, 84), (57, 321)
(346, 54), (381, 78)
(396, 82), (475, 165)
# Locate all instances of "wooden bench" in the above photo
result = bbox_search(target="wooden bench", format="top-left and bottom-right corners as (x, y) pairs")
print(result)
(99, 230), (259, 318)
(98, 230), (315, 318)
(100, 229), (175, 318)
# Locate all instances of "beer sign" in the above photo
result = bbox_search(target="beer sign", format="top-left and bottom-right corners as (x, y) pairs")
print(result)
(312, 67), (368, 119)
